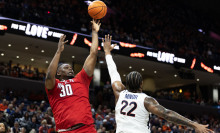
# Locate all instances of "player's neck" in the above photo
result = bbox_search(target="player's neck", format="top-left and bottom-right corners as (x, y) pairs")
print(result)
(59, 76), (69, 81)
(59, 75), (74, 81)
(129, 89), (142, 93)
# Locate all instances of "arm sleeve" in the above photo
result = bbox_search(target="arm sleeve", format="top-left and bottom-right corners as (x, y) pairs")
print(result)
(105, 54), (121, 84)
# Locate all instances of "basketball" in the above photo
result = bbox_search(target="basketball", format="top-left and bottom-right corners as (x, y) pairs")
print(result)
(88, 1), (107, 19)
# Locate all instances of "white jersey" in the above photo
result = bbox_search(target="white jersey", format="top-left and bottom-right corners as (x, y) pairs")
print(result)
(115, 90), (151, 133)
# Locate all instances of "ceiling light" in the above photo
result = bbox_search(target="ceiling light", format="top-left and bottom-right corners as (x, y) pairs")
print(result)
(72, 56), (75, 59)
(174, 74), (177, 77)
(123, 74), (126, 77)
(31, 58), (34, 61)
(196, 79), (200, 82)
(179, 89), (182, 93)
(41, 50), (45, 53)
(129, 66), (132, 69)
(141, 68), (144, 71)
(8, 44), (11, 47)
(46, 61), (48, 64)
(25, 47), (28, 50)
(154, 71), (157, 74)
(1, 53), (4, 56)
(16, 56), (19, 59)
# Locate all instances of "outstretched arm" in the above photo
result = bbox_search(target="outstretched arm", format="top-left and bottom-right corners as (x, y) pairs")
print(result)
(103, 35), (125, 102)
(45, 35), (68, 90)
(144, 97), (213, 133)
(83, 20), (101, 77)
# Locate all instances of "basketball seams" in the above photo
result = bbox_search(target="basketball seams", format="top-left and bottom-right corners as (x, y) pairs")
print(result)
(88, 6), (105, 11)
(93, 6), (103, 18)
(88, 1), (107, 19)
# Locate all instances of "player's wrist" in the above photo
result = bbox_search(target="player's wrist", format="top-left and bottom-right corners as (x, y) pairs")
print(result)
(191, 122), (198, 129)
(56, 50), (62, 54)
(105, 51), (111, 55)
(92, 30), (98, 33)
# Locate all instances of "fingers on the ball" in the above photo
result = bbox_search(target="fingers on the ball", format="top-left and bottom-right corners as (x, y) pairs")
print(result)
(105, 35), (108, 40)
(110, 36), (112, 41)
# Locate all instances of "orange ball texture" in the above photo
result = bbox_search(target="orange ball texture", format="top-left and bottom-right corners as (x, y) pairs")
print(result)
(88, 1), (107, 19)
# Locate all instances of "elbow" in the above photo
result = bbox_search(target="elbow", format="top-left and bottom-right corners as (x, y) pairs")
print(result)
(163, 110), (173, 120)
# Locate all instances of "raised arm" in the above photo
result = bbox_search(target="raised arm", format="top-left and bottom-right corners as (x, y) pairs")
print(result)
(83, 20), (101, 77)
(103, 35), (125, 102)
(45, 35), (68, 90)
(144, 97), (213, 133)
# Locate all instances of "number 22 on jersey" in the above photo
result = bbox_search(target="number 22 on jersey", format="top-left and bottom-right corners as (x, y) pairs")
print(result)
(59, 84), (73, 97)
(120, 100), (137, 117)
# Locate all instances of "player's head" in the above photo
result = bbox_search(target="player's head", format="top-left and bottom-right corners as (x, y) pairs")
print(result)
(57, 63), (74, 79)
(126, 71), (143, 92)
(0, 122), (8, 133)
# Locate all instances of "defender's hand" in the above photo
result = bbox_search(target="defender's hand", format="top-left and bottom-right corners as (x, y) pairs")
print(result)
(194, 123), (213, 133)
(102, 34), (117, 54)
(91, 19), (101, 32)
(57, 35), (68, 53)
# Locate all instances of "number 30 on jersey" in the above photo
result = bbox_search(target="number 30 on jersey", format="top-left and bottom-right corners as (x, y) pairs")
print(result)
(59, 84), (73, 97)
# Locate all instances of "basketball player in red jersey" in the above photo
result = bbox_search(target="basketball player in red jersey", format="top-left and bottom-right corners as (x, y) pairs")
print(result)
(45, 20), (101, 133)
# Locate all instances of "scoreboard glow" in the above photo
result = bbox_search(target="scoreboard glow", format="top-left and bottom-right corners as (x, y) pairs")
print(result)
(1, 17), (220, 74)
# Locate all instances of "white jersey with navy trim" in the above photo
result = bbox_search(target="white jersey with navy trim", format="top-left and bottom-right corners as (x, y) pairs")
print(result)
(115, 90), (151, 133)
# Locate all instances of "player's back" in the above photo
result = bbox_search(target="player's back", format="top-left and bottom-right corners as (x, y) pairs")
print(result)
(115, 90), (151, 133)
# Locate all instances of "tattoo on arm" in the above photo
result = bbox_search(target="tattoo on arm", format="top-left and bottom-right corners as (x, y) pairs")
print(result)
(156, 105), (194, 127)
(146, 97), (195, 128)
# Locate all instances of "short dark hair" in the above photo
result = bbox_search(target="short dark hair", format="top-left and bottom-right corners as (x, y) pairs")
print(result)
(126, 71), (143, 92)
(57, 63), (64, 73)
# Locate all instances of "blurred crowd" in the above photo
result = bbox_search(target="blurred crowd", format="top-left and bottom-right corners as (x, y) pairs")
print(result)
(154, 89), (219, 106)
(0, 96), (220, 133)
(0, 61), (46, 81)
(1, 0), (220, 61)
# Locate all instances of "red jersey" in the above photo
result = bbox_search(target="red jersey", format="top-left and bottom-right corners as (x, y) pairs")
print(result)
(45, 69), (94, 130)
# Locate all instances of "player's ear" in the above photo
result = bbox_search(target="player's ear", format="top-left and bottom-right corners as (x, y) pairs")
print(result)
(57, 69), (61, 76)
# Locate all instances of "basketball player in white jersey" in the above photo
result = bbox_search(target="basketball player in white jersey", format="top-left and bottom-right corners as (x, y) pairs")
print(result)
(102, 34), (213, 133)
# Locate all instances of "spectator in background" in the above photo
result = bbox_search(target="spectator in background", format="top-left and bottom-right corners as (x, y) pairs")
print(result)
(18, 103), (25, 115)
(13, 108), (22, 121)
(91, 104), (96, 118)
(0, 122), (8, 133)
(39, 119), (48, 133)
(27, 116), (39, 133)
(0, 62), (6, 75)
(42, 113), (52, 126)
(0, 111), (6, 123)
(5, 104), (14, 116)
(0, 99), (8, 112)
(20, 127), (26, 133)
(95, 115), (103, 130)
(11, 121), (20, 133)
(18, 112), (30, 128)
(39, 101), (46, 112)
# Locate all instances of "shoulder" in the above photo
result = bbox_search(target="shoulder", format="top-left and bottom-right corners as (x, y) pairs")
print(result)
(75, 68), (92, 79)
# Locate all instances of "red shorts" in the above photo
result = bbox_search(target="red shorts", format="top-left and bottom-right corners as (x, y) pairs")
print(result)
(60, 124), (96, 133)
